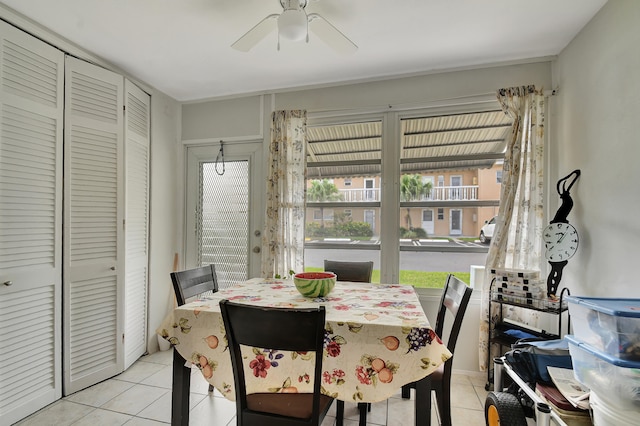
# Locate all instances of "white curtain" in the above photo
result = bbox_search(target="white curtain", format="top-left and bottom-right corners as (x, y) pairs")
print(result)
(479, 86), (546, 371)
(260, 110), (307, 278)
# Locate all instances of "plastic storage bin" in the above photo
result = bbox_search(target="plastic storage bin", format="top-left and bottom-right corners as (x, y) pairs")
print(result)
(566, 335), (640, 412)
(565, 296), (640, 361)
(591, 391), (637, 426)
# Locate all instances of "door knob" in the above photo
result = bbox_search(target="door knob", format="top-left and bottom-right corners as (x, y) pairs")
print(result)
(3, 280), (12, 286)
(110, 266), (116, 271)
(252, 246), (261, 253)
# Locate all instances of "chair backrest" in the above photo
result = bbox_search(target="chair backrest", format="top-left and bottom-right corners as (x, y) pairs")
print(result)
(220, 300), (328, 425)
(323, 260), (373, 283)
(435, 274), (473, 355)
(170, 264), (218, 305)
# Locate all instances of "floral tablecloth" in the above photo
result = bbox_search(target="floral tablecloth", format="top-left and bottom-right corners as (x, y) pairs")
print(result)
(157, 278), (451, 403)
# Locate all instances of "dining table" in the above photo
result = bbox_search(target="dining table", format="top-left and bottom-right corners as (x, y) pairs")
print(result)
(157, 278), (452, 426)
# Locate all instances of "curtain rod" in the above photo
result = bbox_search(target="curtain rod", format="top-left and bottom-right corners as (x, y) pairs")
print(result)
(308, 87), (558, 118)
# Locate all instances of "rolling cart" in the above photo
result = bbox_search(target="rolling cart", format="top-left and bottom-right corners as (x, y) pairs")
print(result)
(485, 356), (575, 426)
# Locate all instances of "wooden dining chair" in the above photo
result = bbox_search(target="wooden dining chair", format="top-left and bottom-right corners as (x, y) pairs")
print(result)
(400, 274), (473, 426)
(170, 264), (219, 305)
(220, 299), (337, 426)
(324, 259), (373, 424)
(323, 260), (373, 283)
(170, 264), (219, 392)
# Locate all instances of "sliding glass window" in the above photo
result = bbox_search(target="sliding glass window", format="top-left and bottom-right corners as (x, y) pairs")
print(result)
(303, 119), (382, 282)
(304, 106), (511, 288)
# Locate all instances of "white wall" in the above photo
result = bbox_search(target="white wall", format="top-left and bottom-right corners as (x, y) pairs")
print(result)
(551, 0), (640, 298)
(147, 92), (181, 352)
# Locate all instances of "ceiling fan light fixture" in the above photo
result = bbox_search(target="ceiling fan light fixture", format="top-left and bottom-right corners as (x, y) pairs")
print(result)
(278, 8), (308, 41)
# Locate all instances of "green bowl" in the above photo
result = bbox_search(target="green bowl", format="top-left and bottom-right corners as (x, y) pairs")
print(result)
(293, 272), (336, 297)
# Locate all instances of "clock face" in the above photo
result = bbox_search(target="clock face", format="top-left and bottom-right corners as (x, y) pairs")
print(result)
(543, 222), (578, 262)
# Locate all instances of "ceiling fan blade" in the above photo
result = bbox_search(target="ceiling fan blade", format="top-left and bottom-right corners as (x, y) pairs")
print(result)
(308, 13), (357, 54)
(231, 14), (279, 52)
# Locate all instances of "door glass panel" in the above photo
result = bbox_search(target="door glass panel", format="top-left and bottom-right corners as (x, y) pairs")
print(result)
(198, 160), (249, 287)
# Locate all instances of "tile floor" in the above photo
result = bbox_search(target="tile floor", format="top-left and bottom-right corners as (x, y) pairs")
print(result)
(15, 350), (488, 425)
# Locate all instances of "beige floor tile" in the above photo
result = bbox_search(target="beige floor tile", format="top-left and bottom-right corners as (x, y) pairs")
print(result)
(451, 373), (473, 385)
(450, 383), (484, 410)
(15, 400), (95, 426)
(140, 365), (173, 389)
(187, 394), (236, 426)
(473, 385), (489, 408)
(64, 378), (135, 407)
(140, 350), (173, 366)
(123, 417), (169, 425)
(136, 391), (207, 423)
(71, 408), (132, 425)
(100, 384), (168, 415)
(451, 406), (487, 426)
(467, 373), (489, 388)
(115, 361), (166, 383)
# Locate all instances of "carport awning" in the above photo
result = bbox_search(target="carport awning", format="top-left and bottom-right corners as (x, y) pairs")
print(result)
(307, 110), (512, 178)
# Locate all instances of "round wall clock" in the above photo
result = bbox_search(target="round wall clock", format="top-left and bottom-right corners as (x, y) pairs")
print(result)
(545, 170), (580, 297)
(543, 222), (579, 262)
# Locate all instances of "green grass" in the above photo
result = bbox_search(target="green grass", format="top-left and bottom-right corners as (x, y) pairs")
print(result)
(304, 267), (470, 289)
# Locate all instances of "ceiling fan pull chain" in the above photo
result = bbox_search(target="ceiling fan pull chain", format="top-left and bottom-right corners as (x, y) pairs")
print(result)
(215, 141), (225, 175)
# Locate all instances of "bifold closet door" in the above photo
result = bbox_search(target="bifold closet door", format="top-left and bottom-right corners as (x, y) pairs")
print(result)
(0, 20), (64, 425)
(63, 56), (124, 395)
(123, 80), (150, 369)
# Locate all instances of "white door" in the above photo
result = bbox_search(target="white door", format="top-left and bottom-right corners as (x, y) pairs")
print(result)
(123, 80), (150, 369)
(364, 210), (375, 233)
(421, 209), (434, 235)
(450, 175), (462, 200)
(450, 209), (462, 235)
(0, 20), (64, 425)
(364, 178), (375, 201)
(185, 143), (263, 286)
(63, 56), (124, 394)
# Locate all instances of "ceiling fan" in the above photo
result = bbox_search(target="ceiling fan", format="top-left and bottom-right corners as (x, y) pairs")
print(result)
(231, 0), (357, 53)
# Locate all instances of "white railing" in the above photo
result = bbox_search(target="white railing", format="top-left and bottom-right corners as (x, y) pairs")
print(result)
(337, 186), (479, 202)
(339, 188), (381, 202)
(428, 185), (478, 201)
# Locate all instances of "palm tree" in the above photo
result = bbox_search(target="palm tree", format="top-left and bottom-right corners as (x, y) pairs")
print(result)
(400, 174), (432, 229)
(307, 179), (343, 228)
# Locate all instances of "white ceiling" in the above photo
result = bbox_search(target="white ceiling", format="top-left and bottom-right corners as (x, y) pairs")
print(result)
(0, 0), (607, 102)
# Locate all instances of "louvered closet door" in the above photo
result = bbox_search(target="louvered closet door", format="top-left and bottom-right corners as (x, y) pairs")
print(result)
(0, 21), (64, 425)
(63, 56), (124, 394)
(123, 80), (150, 369)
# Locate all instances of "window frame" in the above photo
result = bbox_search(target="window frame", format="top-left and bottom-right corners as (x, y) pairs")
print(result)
(306, 101), (505, 287)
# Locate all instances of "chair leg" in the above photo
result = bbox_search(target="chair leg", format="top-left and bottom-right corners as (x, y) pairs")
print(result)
(357, 403), (367, 426)
(335, 400), (344, 426)
(435, 385), (451, 426)
(401, 383), (412, 399)
(208, 383), (214, 393)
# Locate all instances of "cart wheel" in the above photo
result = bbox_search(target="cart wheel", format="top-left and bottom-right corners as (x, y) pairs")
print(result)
(485, 391), (527, 426)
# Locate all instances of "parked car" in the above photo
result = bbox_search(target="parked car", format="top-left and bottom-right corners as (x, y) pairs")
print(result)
(479, 216), (497, 244)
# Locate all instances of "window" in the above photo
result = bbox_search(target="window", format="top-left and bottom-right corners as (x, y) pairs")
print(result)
(313, 210), (323, 220)
(496, 170), (503, 183)
(398, 109), (509, 287)
(304, 119), (382, 282)
(305, 108), (509, 288)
